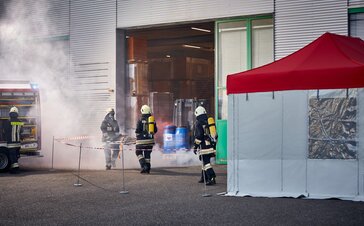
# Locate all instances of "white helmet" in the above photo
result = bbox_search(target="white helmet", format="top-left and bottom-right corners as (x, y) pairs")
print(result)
(10, 106), (19, 114)
(106, 108), (115, 114)
(194, 106), (206, 117)
(141, 105), (151, 114)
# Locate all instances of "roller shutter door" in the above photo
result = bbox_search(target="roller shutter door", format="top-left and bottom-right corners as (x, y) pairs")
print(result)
(275, 0), (347, 60)
(117, 0), (273, 28)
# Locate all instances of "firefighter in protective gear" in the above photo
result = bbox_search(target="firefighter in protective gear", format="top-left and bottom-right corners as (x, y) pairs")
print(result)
(100, 108), (121, 170)
(3, 106), (24, 174)
(135, 105), (157, 174)
(193, 106), (217, 185)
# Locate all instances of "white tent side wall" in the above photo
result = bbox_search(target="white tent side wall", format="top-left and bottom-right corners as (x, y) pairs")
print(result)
(227, 89), (364, 201)
(358, 89), (364, 200)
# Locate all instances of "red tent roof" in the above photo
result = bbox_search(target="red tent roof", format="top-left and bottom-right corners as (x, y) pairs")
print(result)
(227, 32), (364, 94)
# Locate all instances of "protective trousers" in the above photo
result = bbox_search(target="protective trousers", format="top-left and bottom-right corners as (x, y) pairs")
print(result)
(200, 154), (216, 183)
(8, 147), (20, 173)
(136, 145), (152, 173)
(104, 142), (120, 169)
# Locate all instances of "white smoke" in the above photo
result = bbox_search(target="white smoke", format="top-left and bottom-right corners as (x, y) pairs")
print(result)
(0, 0), (102, 170)
(0, 0), (201, 171)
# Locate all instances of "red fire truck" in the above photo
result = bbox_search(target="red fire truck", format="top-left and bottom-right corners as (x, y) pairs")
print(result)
(0, 80), (41, 171)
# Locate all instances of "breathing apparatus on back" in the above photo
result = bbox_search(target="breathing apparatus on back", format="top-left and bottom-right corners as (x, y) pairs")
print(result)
(195, 106), (218, 144)
(207, 117), (217, 142)
(141, 105), (155, 136)
(148, 115), (155, 135)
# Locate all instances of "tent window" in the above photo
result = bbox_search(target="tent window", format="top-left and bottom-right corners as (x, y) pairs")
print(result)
(308, 90), (357, 159)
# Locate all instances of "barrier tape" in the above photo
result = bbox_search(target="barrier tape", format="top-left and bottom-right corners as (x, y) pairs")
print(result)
(54, 135), (194, 152)
(54, 135), (146, 150)
(55, 135), (94, 142)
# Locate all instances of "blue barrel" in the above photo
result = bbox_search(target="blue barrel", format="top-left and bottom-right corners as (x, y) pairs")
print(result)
(175, 127), (189, 150)
(163, 125), (176, 153)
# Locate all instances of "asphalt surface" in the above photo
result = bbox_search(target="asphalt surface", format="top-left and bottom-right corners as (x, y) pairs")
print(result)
(1, 165), (364, 226)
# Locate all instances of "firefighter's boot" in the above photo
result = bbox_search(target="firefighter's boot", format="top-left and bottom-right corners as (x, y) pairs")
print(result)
(205, 168), (216, 185)
(9, 167), (19, 174)
(198, 170), (205, 183)
(139, 158), (148, 174)
(145, 163), (151, 174)
(145, 158), (151, 174)
(206, 177), (216, 185)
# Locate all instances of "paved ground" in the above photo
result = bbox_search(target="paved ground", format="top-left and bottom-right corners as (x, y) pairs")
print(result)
(1, 165), (364, 226)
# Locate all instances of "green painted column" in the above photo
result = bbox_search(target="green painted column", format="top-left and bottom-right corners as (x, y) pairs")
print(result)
(216, 119), (227, 164)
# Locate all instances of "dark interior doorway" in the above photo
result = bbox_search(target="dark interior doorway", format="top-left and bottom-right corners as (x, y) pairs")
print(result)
(125, 21), (215, 146)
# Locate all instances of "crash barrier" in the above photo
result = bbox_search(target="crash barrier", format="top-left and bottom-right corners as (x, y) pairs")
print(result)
(52, 135), (214, 197)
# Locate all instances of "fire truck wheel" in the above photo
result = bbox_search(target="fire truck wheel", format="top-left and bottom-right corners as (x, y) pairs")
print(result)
(0, 148), (10, 172)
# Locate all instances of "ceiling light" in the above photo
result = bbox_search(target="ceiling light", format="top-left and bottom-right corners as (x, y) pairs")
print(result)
(191, 27), (211, 33)
(166, 55), (171, 58)
(183, 44), (201, 49)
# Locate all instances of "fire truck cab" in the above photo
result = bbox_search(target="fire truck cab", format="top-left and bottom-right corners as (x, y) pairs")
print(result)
(0, 80), (41, 171)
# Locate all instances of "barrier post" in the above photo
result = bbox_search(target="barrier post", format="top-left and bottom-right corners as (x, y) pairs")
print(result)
(119, 143), (129, 194)
(201, 155), (211, 197)
(50, 136), (55, 171)
(74, 143), (83, 187)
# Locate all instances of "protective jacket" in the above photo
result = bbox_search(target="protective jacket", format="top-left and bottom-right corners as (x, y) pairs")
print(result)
(3, 114), (24, 148)
(194, 114), (216, 156)
(135, 114), (157, 146)
(100, 113), (120, 142)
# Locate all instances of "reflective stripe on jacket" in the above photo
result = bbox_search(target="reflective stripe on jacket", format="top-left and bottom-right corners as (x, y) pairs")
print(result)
(194, 114), (217, 156)
(135, 114), (157, 146)
(4, 119), (24, 145)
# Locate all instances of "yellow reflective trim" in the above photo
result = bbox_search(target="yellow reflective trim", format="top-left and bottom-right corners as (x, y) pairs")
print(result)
(11, 122), (24, 126)
(136, 139), (154, 145)
(8, 143), (21, 148)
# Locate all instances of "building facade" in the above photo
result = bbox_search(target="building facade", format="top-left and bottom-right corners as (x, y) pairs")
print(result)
(1, 0), (363, 161)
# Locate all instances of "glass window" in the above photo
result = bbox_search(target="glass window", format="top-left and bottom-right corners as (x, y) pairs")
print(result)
(216, 17), (273, 120)
(252, 18), (274, 68)
(350, 12), (364, 40)
(217, 21), (247, 120)
(218, 21), (247, 88)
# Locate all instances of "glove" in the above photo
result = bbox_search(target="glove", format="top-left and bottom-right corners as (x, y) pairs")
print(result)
(193, 144), (199, 155)
(212, 142), (216, 150)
